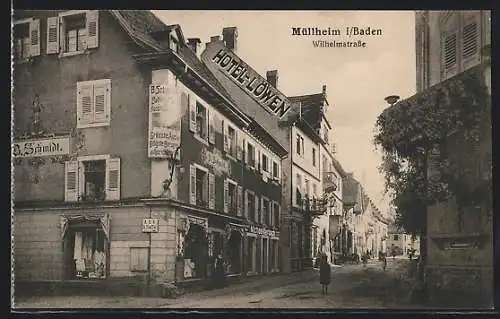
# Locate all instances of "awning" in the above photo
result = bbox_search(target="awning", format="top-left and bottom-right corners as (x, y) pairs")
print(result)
(60, 213), (110, 239)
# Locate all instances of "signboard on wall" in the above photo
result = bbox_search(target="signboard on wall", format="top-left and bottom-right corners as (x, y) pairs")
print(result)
(200, 147), (231, 176)
(142, 218), (160, 233)
(12, 136), (70, 158)
(148, 84), (182, 159)
(249, 225), (276, 238)
(209, 47), (292, 119)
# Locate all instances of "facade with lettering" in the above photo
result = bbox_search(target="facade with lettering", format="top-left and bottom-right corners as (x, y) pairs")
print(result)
(202, 28), (344, 272)
(412, 10), (492, 305)
(13, 10), (285, 295)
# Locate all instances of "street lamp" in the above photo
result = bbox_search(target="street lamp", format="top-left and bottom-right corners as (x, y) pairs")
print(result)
(384, 95), (400, 106)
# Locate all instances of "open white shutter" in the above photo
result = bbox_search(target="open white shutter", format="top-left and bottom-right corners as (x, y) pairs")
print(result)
(202, 172), (209, 205)
(243, 139), (248, 164)
(189, 164), (196, 205)
(244, 191), (249, 219)
(77, 81), (94, 126)
(237, 186), (243, 217)
(254, 195), (260, 223)
(65, 161), (78, 202)
(223, 122), (229, 153)
(29, 19), (40, 57)
(188, 94), (196, 133)
(93, 79), (110, 123)
(86, 10), (99, 49)
(208, 173), (215, 209)
(461, 13), (482, 70)
(223, 179), (229, 213)
(236, 131), (242, 160)
(261, 197), (265, 225)
(208, 113), (215, 144)
(253, 145), (257, 169)
(46, 16), (60, 54)
(106, 157), (121, 201)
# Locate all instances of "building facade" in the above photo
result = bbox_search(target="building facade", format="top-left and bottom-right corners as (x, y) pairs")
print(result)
(413, 10), (492, 304)
(13, 10), (286, 292)
(202, 27), (342, 272)
(387, 225), (420, 257)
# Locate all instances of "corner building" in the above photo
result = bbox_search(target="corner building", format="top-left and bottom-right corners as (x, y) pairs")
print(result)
(13, 10), (285, 293)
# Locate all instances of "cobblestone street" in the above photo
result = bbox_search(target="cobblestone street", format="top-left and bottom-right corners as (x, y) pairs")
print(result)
(15, 258), (417, 309)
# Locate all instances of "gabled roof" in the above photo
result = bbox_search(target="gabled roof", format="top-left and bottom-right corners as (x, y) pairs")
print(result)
(110, 10), (236, 105)
(288, 93), (324, 129)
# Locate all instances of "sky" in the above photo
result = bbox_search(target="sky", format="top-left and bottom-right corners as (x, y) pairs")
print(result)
(153, 10), (417, 216)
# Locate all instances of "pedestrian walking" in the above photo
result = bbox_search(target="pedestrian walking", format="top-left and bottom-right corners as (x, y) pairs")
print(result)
(381, 253), (387, 272)
(319, 254), (331, 295)
(213, 252), (227, 288)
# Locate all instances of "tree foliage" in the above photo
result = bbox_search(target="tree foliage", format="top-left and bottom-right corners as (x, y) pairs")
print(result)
(374, 66), (492, 235)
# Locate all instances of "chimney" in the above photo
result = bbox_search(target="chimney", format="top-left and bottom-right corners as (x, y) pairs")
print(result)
(187, 38), (202, 58)
(322, 85), (327, 95)
(266, 70), (278, 88)
(222, 27), (238, 51)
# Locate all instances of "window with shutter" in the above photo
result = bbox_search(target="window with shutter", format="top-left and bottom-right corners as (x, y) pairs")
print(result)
(208, 173), (215, 209)
(106, 157), (121, 201)
(86, 10), (99, 49)
(189, 165), (196, 205)
(188, 94), (196, 133)
(65, 161), (79, 202)
(77, 79), (111, 128)
(461, 13), (481, 70)
(223, 178), (229, 213)
(244, 190), (249, 218)
(46, 16), (60, 54)
(209, 113), (216, 144)
(255, 195), (260, 223)
(237, 186), (243, 217)
(29, 19), (40, 57)
(14, 18), (36, 61)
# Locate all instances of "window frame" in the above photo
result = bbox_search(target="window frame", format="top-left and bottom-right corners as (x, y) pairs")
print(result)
(13, 18), (39, 63)
(76, 79), (111, 129)
(226, 124), (237, 158)
(226, 178), (238, 212)
(57, 10), (98, 58)
(247, 142), (256, 168)
(194, 101), (208, 143)
(192, 163), (209, 207)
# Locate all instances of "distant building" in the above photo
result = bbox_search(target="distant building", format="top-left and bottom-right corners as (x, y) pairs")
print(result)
(387, 225), (419, 256)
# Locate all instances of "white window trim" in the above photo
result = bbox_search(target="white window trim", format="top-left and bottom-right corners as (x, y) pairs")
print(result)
(58, 10), (91, 58)
(246, 142), (256, 168)
(78, 154), (110, 162)
(194, 101), (209, 145)
(193, 163), (209, 173)
(262, 196), (270, 225)
(225, 123), (238, 160)
(14, 18), (35, 64)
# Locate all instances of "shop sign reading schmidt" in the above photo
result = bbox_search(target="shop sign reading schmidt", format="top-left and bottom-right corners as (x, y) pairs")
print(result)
(210, 47), (292, 119)
(12, 136), (70, 158)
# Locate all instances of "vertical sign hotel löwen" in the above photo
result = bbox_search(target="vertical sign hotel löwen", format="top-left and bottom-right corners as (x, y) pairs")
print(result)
(148, 84), (182, 158)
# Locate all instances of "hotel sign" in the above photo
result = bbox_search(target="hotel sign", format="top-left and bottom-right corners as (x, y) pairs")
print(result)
(210, 48), (292, 119)
(12, 136), (70, 158)
(148, 84), (182, 159)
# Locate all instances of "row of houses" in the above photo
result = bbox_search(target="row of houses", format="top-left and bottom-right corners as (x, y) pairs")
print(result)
(12, 10), (388, 293)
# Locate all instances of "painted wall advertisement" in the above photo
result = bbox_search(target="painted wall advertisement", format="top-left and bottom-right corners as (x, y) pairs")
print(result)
(148, 84), (182, 159)
(12, 136), (70, 158)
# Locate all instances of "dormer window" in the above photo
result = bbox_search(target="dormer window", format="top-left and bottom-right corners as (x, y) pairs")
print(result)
(170, 35), (179, 53)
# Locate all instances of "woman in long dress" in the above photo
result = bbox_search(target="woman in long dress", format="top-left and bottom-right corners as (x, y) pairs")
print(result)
(319, 254), (331, 295)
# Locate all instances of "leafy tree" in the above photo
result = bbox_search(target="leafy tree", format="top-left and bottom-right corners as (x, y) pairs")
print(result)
(374, 65), (491, 282)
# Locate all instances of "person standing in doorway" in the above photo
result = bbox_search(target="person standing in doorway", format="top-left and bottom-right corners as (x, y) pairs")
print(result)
(319, 254), (331, 295)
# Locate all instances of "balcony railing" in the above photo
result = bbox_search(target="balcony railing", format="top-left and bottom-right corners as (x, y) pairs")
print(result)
(300, 196), (327, 216)
(323, 171), (338, 193)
